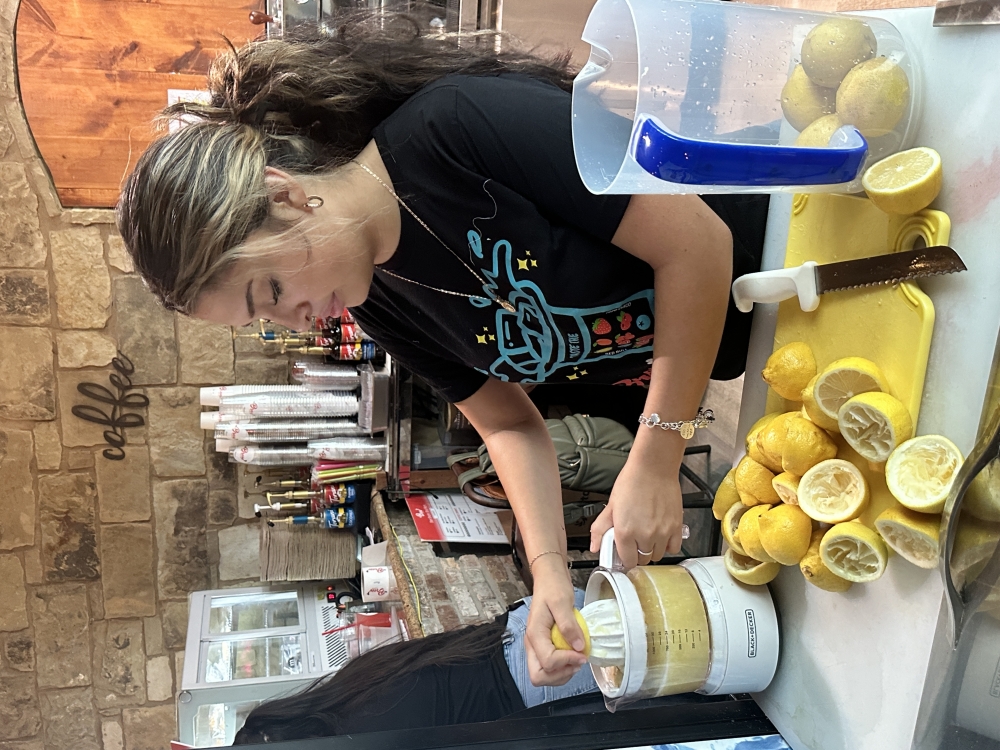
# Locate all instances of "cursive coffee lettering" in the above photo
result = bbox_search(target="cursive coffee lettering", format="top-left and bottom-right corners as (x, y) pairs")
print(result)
(71, 353), (149, 460)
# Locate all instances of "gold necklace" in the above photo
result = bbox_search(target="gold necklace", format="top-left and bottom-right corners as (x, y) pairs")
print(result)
(353, 160), (516, 313)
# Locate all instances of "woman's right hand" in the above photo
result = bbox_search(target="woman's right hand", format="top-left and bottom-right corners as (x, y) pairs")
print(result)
(524, 554), (588, 686)
(455, 380), (585, 685)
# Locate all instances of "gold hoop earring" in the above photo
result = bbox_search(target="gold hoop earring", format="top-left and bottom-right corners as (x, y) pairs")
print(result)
(305, 196), (324, 209)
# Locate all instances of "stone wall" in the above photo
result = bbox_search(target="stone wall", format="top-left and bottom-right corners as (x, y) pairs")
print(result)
(0, 5), (282, 748)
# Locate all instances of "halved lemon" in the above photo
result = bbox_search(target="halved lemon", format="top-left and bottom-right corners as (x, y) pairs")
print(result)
(798, 458), (869, 523)
(811, 357), (889, 423)
(820, 521), (889, 583)
(874, 505), (941, 569)
(838, 391), (913, 463)
(800, 530), (853, 592)
(885, 435), (963, 514)
(723, 502), (750, 556)
(801, 374), (840, 432)
(772, 471), (801, 505)
(551, 609), (592, 655)
(861, 147), (942, 215)
(724, 548), (782, 586)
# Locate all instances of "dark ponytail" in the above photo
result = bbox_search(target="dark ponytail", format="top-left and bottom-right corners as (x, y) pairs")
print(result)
(166, 11), (576, 169)
(232, 619), (506, 744)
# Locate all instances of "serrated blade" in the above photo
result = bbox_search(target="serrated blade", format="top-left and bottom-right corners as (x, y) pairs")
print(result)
(814, 246), (966, 295)
(933, 0), (1000, 26)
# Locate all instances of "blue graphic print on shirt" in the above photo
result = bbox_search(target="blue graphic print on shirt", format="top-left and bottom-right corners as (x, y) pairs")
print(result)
(465, 230), (655, 383)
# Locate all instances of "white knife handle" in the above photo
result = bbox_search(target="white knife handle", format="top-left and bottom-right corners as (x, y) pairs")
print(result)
(731, 262), (820, 313)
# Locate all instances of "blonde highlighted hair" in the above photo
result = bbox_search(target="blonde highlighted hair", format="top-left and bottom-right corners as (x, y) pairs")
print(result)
(116, 11), (574, 313)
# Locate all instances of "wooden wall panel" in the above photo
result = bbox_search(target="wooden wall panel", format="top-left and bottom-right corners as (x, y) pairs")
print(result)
(15, 0), (262, 207)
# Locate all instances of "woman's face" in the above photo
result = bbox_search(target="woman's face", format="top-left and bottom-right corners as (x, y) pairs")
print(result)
(192, 164), (395, 330)
(192, 227), (376, 331)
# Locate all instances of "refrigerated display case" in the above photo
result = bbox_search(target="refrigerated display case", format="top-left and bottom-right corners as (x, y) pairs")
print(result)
(177, 584), (406, 746)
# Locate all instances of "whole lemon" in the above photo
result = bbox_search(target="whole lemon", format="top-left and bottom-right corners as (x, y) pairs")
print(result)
(738, 505), (779, 563)
(794, 114), (845, 149)
(801, 18), (877, 88)
(712, 468), (742, 521)
(758, 412), (799, 474)
(734, 455), (780, 507)
(836, 58), (910, 138)
(782, 416), (838, 476)
(762, 342), (817, 401)
(781, 64), (837, 132)
(758, 503), (814, 566)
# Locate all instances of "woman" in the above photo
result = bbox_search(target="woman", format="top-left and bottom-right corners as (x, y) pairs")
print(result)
(117, 12), (768, 688)
(233, 592), (599, 743)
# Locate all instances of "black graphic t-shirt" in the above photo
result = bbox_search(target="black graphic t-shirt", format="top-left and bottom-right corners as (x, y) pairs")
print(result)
(355, 74), (767, 403)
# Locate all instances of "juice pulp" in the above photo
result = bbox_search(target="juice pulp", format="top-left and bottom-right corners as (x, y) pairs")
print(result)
(628, 566), (711, 696)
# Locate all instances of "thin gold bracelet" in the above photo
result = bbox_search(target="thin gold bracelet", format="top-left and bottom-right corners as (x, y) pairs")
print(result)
(528, 550), (569, 571)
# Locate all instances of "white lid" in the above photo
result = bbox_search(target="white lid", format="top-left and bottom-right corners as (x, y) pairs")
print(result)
(215, 439), (239, 452)
(200, 411), (221, 430)
(200, 386), (224, 406)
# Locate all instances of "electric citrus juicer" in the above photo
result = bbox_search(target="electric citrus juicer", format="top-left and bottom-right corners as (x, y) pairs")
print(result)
(557, 530), (780, 708)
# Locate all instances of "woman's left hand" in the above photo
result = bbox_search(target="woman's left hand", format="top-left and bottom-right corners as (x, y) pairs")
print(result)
(589, 453), (685, 569)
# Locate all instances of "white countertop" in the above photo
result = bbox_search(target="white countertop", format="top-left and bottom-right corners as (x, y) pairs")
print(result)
(739, 8), (1000, 750)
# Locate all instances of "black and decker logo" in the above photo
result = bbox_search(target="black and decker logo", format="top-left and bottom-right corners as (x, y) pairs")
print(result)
(746, 609), (757, 658)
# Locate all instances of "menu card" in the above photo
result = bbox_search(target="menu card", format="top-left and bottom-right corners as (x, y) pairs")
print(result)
(405, 493), (509, 544)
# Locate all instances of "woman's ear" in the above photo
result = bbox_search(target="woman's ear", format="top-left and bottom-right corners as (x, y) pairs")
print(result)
(263, 167), (311, 222)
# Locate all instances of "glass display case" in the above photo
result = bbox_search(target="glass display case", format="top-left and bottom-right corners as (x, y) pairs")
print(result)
(177, 584), (402, 746)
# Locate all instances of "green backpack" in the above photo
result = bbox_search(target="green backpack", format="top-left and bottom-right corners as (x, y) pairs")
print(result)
(447, 414), (634, 512)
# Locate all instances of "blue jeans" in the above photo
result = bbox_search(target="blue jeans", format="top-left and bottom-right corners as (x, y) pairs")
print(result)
(502, 588), (601, 708)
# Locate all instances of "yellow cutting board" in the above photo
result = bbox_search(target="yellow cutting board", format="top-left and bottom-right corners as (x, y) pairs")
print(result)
(765, 193), (951, 525)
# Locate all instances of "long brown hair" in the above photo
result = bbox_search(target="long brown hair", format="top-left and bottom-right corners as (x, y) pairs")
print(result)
(232, 618), (506, 743)
(116, 11), (575, 313)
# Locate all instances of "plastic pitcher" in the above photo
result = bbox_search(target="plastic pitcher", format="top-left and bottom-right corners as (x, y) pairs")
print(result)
(572, 0), (920, 194)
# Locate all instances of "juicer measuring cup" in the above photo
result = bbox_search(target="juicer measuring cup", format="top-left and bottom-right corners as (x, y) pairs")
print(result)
(588, 529), (780, 705)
